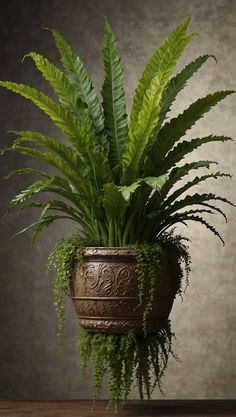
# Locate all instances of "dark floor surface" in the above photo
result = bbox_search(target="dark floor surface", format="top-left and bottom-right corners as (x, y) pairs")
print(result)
(0, 400), (235, 417)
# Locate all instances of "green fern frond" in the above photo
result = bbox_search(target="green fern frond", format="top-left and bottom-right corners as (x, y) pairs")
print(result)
(0, 81), (83, 141)
(0, 82), (110, 184)
(162, 192), (234, 217)
(0, 18), (234, 249)
(24, 52), (93, 132)
(156, 54), (216, 131)
(158, 135), (232, 174)
(5, 175), (92, 226)
(13, 214), (76, 241)
(24, 53), (81, 111)
(162, 160), (218, 196)
(8, 178), (57, 209)
(147, 189), (233, 224)
(122, 74), (168, 184)
(101, 19), (128, 168)
(129, 16), (193, 132)
(159, 213), (225, 245)
(10, 130), (88, 177)
(21, 200), (93, 235)
(12, 145), (90, 196)
(4, 167), (50, 179)
(122, 18), (196, 185)
(163, 171), (232, 207)
(48, 28), (105, 136)
(198, 203), (228, 222)
(157, 213), (224, 244)
(148, 90), (234, 172)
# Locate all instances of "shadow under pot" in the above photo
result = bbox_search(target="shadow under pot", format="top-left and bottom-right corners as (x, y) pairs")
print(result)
(70, 247), (177, 334)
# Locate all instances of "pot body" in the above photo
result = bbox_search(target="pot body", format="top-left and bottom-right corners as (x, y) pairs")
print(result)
(70, 247), (177, 334)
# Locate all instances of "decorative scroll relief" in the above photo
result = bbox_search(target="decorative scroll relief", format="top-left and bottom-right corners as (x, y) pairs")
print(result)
(74, 262), (137, 297)
(70, 249), (175, 334)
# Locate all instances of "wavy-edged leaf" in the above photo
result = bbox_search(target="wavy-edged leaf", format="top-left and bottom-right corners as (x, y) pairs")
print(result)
(11, 145), (90, 196)
(2, 168), (91, 227)
(13, 214), (76, 241)
(149, 90), (234, 172)
(144, 160), (217, 221)
(163, 171), (232, 207)
(161, 192), (234, 218)
(101, 19), (128, 167)
(0, 82), (109, 184)
(21, 200), (93, 235)
(157, 213), (225, 245)
(159, 135), (232, 174)
(198, 203), (228, 222)
(103, 183), (128, 223)
(162, 160), (217, 198)
(48, 28), (104, 135)
(10, 130), (90, 182)
(0, 81), (82, 140)
(129, 16), (193, 132)
(146, 189), (235, 226)
(24, 52), (93, 132)
(172, 208), (215, 216)
(157, 54), (216, 130)
(21, 199), (80, 219)
(122, 21), (195, 185)
(8, 178), (56, 209)
(24, 53), (81, 113)
(4, 167), (50, 180)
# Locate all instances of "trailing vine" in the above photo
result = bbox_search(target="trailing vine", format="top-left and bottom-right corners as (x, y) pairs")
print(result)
(47, 234), (101, 339)
(133, 243), (162, 335)
(78, 321), (175, 410)
(133, 232), (191, 334)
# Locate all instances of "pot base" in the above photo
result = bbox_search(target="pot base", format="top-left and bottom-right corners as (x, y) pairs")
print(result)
(78, 317), (169, 334)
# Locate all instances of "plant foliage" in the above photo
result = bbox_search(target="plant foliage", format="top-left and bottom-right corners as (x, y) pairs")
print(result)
(0, 18), (233, 246)
(0, 16), (234, 410)
(47, 234), (101, 339)
(1, 16), (234, 246)
(79, 322), (175, 410)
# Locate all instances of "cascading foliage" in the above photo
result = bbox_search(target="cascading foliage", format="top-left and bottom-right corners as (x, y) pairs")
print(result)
(78, 322), (176, 410)
(1, 16), (234, 408)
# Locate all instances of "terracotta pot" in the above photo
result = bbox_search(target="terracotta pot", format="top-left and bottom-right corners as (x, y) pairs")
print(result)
(70, 247), (177, 334)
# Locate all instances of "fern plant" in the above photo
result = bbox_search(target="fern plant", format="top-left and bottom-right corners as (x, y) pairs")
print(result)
(1, 16), (234, 408)
(1, 16), (234, 246)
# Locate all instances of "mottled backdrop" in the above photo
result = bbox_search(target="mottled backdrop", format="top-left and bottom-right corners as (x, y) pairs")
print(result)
(0, 0), (235, 400)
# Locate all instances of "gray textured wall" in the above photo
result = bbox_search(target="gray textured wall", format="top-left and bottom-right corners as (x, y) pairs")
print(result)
(0, 0), (235, 400)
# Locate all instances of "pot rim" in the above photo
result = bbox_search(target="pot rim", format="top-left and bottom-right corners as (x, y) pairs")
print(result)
(84, 246), (133, 250)
(81, 247), (137, 258)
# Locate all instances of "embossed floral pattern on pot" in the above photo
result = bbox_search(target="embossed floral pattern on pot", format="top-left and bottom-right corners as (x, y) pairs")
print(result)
(70, 247), (176, 334)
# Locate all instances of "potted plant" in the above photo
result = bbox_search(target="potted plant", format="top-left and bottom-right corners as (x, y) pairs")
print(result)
(0, 16), (234, 409)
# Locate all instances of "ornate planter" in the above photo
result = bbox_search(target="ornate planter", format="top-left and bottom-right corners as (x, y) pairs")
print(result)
(70, 247), (177, 334)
